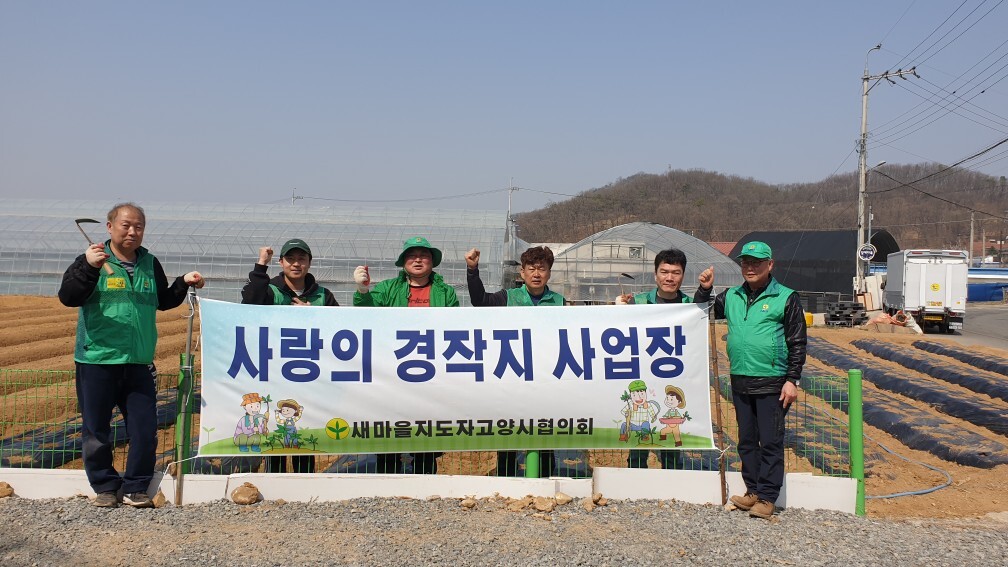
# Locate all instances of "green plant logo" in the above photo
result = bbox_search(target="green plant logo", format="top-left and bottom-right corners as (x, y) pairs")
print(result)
(325, 417), (350, 440)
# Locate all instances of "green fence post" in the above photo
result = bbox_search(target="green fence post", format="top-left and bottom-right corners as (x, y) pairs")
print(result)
(175, 353), (194, 476)
(848, 368), (865, 516)
(525, 450), (540, 478)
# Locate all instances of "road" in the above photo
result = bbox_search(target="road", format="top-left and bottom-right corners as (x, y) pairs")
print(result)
(955, 302), (1008, 351)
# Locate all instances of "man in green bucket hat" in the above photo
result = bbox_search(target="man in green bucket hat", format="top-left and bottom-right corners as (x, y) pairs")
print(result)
(353, 236), (459, 474)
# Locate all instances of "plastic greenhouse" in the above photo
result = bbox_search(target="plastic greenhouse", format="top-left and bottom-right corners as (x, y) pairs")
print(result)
(0, 199), (510, 305)
(541, 222), (744, 303)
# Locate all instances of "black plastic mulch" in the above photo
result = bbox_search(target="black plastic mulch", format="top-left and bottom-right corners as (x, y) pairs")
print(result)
(912, 340), (1008, 377)
(807, 337), (1008, 469)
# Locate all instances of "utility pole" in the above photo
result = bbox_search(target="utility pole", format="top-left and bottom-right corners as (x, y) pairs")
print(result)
(506, 178), (518, 261)
(856, 45), (919, 294)
(969, 211), (975, 267)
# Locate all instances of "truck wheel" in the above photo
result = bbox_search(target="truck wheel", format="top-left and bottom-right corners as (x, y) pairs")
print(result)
(938, 322), (950, 334)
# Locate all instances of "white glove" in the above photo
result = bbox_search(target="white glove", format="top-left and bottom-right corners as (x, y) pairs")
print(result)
(353, 265), (371, 293)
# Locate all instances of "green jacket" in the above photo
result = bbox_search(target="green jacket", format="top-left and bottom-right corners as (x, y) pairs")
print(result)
(723, 278), (796, 377)
(75, 246), (160, 364)
(353, 271), (460, 307)
(506, 285), (565, 306)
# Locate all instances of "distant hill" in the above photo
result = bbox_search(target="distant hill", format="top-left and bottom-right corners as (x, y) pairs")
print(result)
(514, 164), (1006, 252)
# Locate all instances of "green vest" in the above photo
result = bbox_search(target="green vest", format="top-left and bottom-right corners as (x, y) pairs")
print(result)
(74, 246), (159, 364)
(724, 278), (795, 377)
(632, 289), (693, 305)
(269, 284), (327, 306)
(506, 285), (564, 306)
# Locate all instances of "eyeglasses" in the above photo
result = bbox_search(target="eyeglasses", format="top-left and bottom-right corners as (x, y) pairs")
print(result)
(739, 258), (768, 267)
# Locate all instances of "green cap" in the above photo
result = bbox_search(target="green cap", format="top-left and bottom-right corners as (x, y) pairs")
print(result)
(736, 241), (772, 260)
(280, 238), (312, 258)
(628, 379), (647, 392)
(395, 236), (443, 268)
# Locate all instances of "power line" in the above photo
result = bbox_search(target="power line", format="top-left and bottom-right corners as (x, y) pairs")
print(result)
(870, 74), (1008, 146)
(872, 40), (1008, 136)
(868, 167), (1008, 220)
(887, 0), (971, 72)
(288, 185), (581, 205)
(870, 135), (1008, 195)
(519, 187), (580, 198)
(297, 188), (508, 204)
(913, 0), (1003, 68)
(878, 0), (917, 46)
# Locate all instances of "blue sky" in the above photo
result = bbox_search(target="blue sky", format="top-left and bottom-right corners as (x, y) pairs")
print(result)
(2, 1), (1006, 213)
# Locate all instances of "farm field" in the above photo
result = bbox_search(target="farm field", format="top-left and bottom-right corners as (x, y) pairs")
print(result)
(1, 295), (1006, 521)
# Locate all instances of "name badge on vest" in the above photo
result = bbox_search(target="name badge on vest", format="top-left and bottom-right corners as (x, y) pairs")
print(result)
(761, 303), (770, 312)
(107, 277), (127, 290)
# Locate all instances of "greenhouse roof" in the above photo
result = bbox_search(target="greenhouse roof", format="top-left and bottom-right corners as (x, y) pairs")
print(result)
(546, 222), (744, 302)
(0, 198), (509, 303)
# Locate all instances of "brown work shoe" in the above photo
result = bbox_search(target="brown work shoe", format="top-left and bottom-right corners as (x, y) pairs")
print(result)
(749, 498), (775, 519)
(729, 491), (758, 511)
(93, 491), (119, 508)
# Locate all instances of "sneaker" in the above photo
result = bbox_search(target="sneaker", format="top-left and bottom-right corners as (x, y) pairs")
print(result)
(93, 491), (119, 508)
(123, 492), (154, 508)
(749, 498), (775, 519)
(729, 491), (758, 511)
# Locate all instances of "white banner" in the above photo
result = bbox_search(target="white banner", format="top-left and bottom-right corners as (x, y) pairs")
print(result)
(197, 299), (714, 456)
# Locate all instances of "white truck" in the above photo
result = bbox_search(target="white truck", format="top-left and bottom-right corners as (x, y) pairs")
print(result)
(883, 249), (968, 334)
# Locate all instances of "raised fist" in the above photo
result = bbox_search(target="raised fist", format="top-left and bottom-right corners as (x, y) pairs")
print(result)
(465, 248), (480, 269)
(184, 271), (205, 289)
(698, 265), (715, 289)
(353, 265), (371, 293)
(258, 247), (274, 266)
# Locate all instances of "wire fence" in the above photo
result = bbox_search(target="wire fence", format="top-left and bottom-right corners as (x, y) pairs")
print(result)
(0, 367), (854, 480)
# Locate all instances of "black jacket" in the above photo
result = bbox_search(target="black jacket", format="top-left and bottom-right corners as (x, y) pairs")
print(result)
(241, 263), (339, 306)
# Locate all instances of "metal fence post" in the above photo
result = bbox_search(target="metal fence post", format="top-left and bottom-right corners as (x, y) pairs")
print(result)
(175, 353), (194, 476)
(848, 369), (865, 516)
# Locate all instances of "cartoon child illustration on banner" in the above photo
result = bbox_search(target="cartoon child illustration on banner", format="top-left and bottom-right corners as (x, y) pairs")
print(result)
(658, 385), (691, 446)
(233, 392), (269, 452)
(275, 399), (305, 449)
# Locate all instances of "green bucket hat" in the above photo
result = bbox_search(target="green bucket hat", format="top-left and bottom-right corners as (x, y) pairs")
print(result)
(736, 241), (772, 260)
(628, 379), (647, 393)
(395, 236), (442, 268)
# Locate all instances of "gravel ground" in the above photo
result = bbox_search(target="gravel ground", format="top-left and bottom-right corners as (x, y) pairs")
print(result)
(1, 495), (1006, 566)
